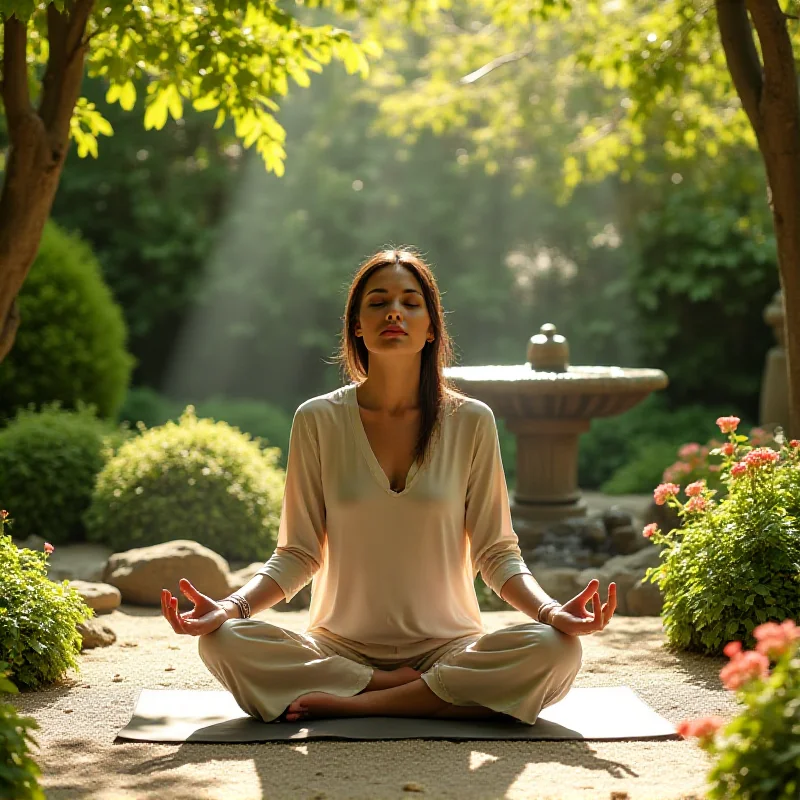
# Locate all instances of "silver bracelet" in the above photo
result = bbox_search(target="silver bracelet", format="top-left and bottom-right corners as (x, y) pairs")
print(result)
(536, 600), (560, 625)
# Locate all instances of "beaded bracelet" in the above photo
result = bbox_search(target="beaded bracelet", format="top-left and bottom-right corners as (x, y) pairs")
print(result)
(224, 593), (251, 619)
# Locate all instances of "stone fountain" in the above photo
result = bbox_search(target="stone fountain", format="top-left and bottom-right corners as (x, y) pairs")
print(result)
(445, 324), (668, 556)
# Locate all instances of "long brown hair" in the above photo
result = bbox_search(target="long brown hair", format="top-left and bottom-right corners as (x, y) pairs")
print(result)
(338, 248), (463, 465)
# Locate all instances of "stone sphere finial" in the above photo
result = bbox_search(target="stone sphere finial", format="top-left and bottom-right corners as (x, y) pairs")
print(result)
(527, 323), (569, 372)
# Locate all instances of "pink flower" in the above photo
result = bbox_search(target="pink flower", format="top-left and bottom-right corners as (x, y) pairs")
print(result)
(0, 509), (7, 520)
(679, 443), (701, 459)
(685, 496), (707, 513)
(685, 480), (705, 497)
(723, 641), (742, 658)
(721, 442), (735, 457)
(720, 649), (770, 690)
(731, 462), (748, 478)
(642, 523), (659, 539)
(789, 440), (800, 449)
(43, 542), (55, 555)
(743, 447), (780, 467)
(677, 716), (725, 741)
(716, 416), (741, 434)
(753, 620), (800, 659)
(653, 483), (680, 506)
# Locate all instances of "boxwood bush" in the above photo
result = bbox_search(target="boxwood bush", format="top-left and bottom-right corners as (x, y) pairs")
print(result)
(0, 661), (44, 800)
(85, 407), (285, 562)
(0, 221), (134, 422)
(0, 515), (93, 691)
(0, 405), (128, 544)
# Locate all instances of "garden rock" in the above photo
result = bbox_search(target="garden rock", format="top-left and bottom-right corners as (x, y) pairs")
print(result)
(643, 499), (681, 535)
(610, 525), (646, 555)
(103, 540), (231, 609)
(77, 618), (117, 650)
(14, 534), (46, 552)
(626, 580), (664, 617)
(69, 580), (121, 614)
(601, 507), (635, 533)
(528, 566), (582, 604)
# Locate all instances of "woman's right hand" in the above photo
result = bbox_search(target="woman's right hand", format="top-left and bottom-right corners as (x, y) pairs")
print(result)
(161, 578), (229, 637)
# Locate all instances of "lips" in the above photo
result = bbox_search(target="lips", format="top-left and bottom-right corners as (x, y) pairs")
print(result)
(381, 326), (406, 336)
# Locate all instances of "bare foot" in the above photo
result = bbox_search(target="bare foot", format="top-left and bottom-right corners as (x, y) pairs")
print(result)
(285, 691), (359, 721)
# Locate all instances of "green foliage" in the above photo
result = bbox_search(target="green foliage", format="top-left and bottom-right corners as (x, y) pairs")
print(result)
(7, 0), (389, 174)
(0, 661), (44, 800)
(0, 405), (128, 545)
(118, 388), (293, 467)
(694, 637), (800, 800)
(645, 427), (800, 655)
(0, 517), (93, 691)
(0, 221), (134, 421)
(84, 408), (286, 562)
(578, 394), (746, 491)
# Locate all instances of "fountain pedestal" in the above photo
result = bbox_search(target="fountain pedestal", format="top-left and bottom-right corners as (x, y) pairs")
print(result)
(445, 324), (669, 550)
(507, 417), (591, 536)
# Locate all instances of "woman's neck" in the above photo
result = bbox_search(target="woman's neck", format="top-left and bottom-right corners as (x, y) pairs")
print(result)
(357, 358), (421, 414)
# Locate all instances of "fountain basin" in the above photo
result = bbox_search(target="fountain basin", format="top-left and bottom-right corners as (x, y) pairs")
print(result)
(445, 357), (668, 545)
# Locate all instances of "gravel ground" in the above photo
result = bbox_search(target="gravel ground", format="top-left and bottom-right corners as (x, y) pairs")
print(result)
(10, 608), (738, 800)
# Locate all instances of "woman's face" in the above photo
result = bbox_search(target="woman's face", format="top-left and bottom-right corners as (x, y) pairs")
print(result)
(355, 264), (434, 357)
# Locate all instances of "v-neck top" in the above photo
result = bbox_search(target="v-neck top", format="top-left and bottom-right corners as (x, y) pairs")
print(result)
(256, 383), (531, 647)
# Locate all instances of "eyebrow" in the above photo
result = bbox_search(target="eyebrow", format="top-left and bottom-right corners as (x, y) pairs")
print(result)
(366, 288), (423, 297)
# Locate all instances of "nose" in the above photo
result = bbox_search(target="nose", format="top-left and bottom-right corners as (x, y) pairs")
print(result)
(385, 303), (403, 321)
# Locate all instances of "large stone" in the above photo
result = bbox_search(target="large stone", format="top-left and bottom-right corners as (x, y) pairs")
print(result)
(576, 544), (664, 616)
(77, 618), (116, 650)
(47, 543), (112, 583)
(643, 500), (682, 535)
(529, 567), (582, 604)
(103, 540), (231, 609)
(610, 525), (646, 556)
(69, 580), (121, 614)
(626, 580), (664, 617)
(601, 507), (635, 533)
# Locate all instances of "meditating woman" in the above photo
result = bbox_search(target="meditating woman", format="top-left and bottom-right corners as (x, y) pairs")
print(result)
(161, 248), (617, 725)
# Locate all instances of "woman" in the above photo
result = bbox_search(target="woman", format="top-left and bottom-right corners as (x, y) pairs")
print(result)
(161, 248), (617, 725)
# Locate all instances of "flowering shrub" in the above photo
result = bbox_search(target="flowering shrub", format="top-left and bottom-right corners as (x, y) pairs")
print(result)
(644, 416), (800, 654)
(0, 660), (43, 800)
(661, 426), (776, 497)
(678, 621), (800, 799)
(0, 512), (93, 690)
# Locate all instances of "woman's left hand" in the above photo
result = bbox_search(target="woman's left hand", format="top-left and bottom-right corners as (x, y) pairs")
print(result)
(548, 579), (617, 636)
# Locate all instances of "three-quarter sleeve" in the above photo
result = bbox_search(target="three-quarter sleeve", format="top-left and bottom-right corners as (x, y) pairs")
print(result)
(465, 407), (531, 597)
(256, 407), (326, 601)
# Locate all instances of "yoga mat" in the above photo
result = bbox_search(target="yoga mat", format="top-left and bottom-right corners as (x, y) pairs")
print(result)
(117, 687), (677, 742)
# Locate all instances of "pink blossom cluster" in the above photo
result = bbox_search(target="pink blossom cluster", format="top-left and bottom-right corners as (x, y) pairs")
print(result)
(719, 642), (770, 690)
(0, 509), (7, 520)
(730, 462), (748, 478)
(720, 442), (736, 457)
(676, 716), (725, 741)
(753, 620), (800, 659)
(44, 542), (55, 555)
(685, 496), (707, 513)
(685, 480), (705, 497)
(742, 447), (780, 467)
(653, 482), (680, 506)
(642, 523), (659, 539)
(716, 416), (741, 434)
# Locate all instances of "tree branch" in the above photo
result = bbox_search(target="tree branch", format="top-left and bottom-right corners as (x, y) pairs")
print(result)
(39, 0), (95, 138)
(459, 44), (534, 85)
(1, 14), (32, 143)
(715, 0), (764, 131)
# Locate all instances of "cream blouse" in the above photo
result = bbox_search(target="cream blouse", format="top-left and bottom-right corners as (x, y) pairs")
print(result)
(256, 383), (531, 647)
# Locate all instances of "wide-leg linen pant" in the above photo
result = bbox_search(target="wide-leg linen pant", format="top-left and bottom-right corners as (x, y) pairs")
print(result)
(198, 619), (582, 725)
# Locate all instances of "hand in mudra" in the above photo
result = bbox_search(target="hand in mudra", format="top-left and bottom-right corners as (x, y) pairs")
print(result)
(161, 578), (227, 637)
(549, 579), (617, 636)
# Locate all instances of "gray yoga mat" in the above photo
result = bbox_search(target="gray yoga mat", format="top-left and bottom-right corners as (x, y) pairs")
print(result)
(117, 687), (677, 742)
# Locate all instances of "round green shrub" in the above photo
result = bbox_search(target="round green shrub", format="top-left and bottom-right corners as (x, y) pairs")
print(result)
(0, 519), (93, 691)
(0, 220), (134, 422)
(0, 405), (128, 545)
(0, 662), (44, 800)
(118, 390), (293, 467)
(84, 408), (285, 562)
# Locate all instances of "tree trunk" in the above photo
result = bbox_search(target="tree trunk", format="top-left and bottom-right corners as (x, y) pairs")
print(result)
(717, 0), (800, 437)
(0, 3), (94, 362)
